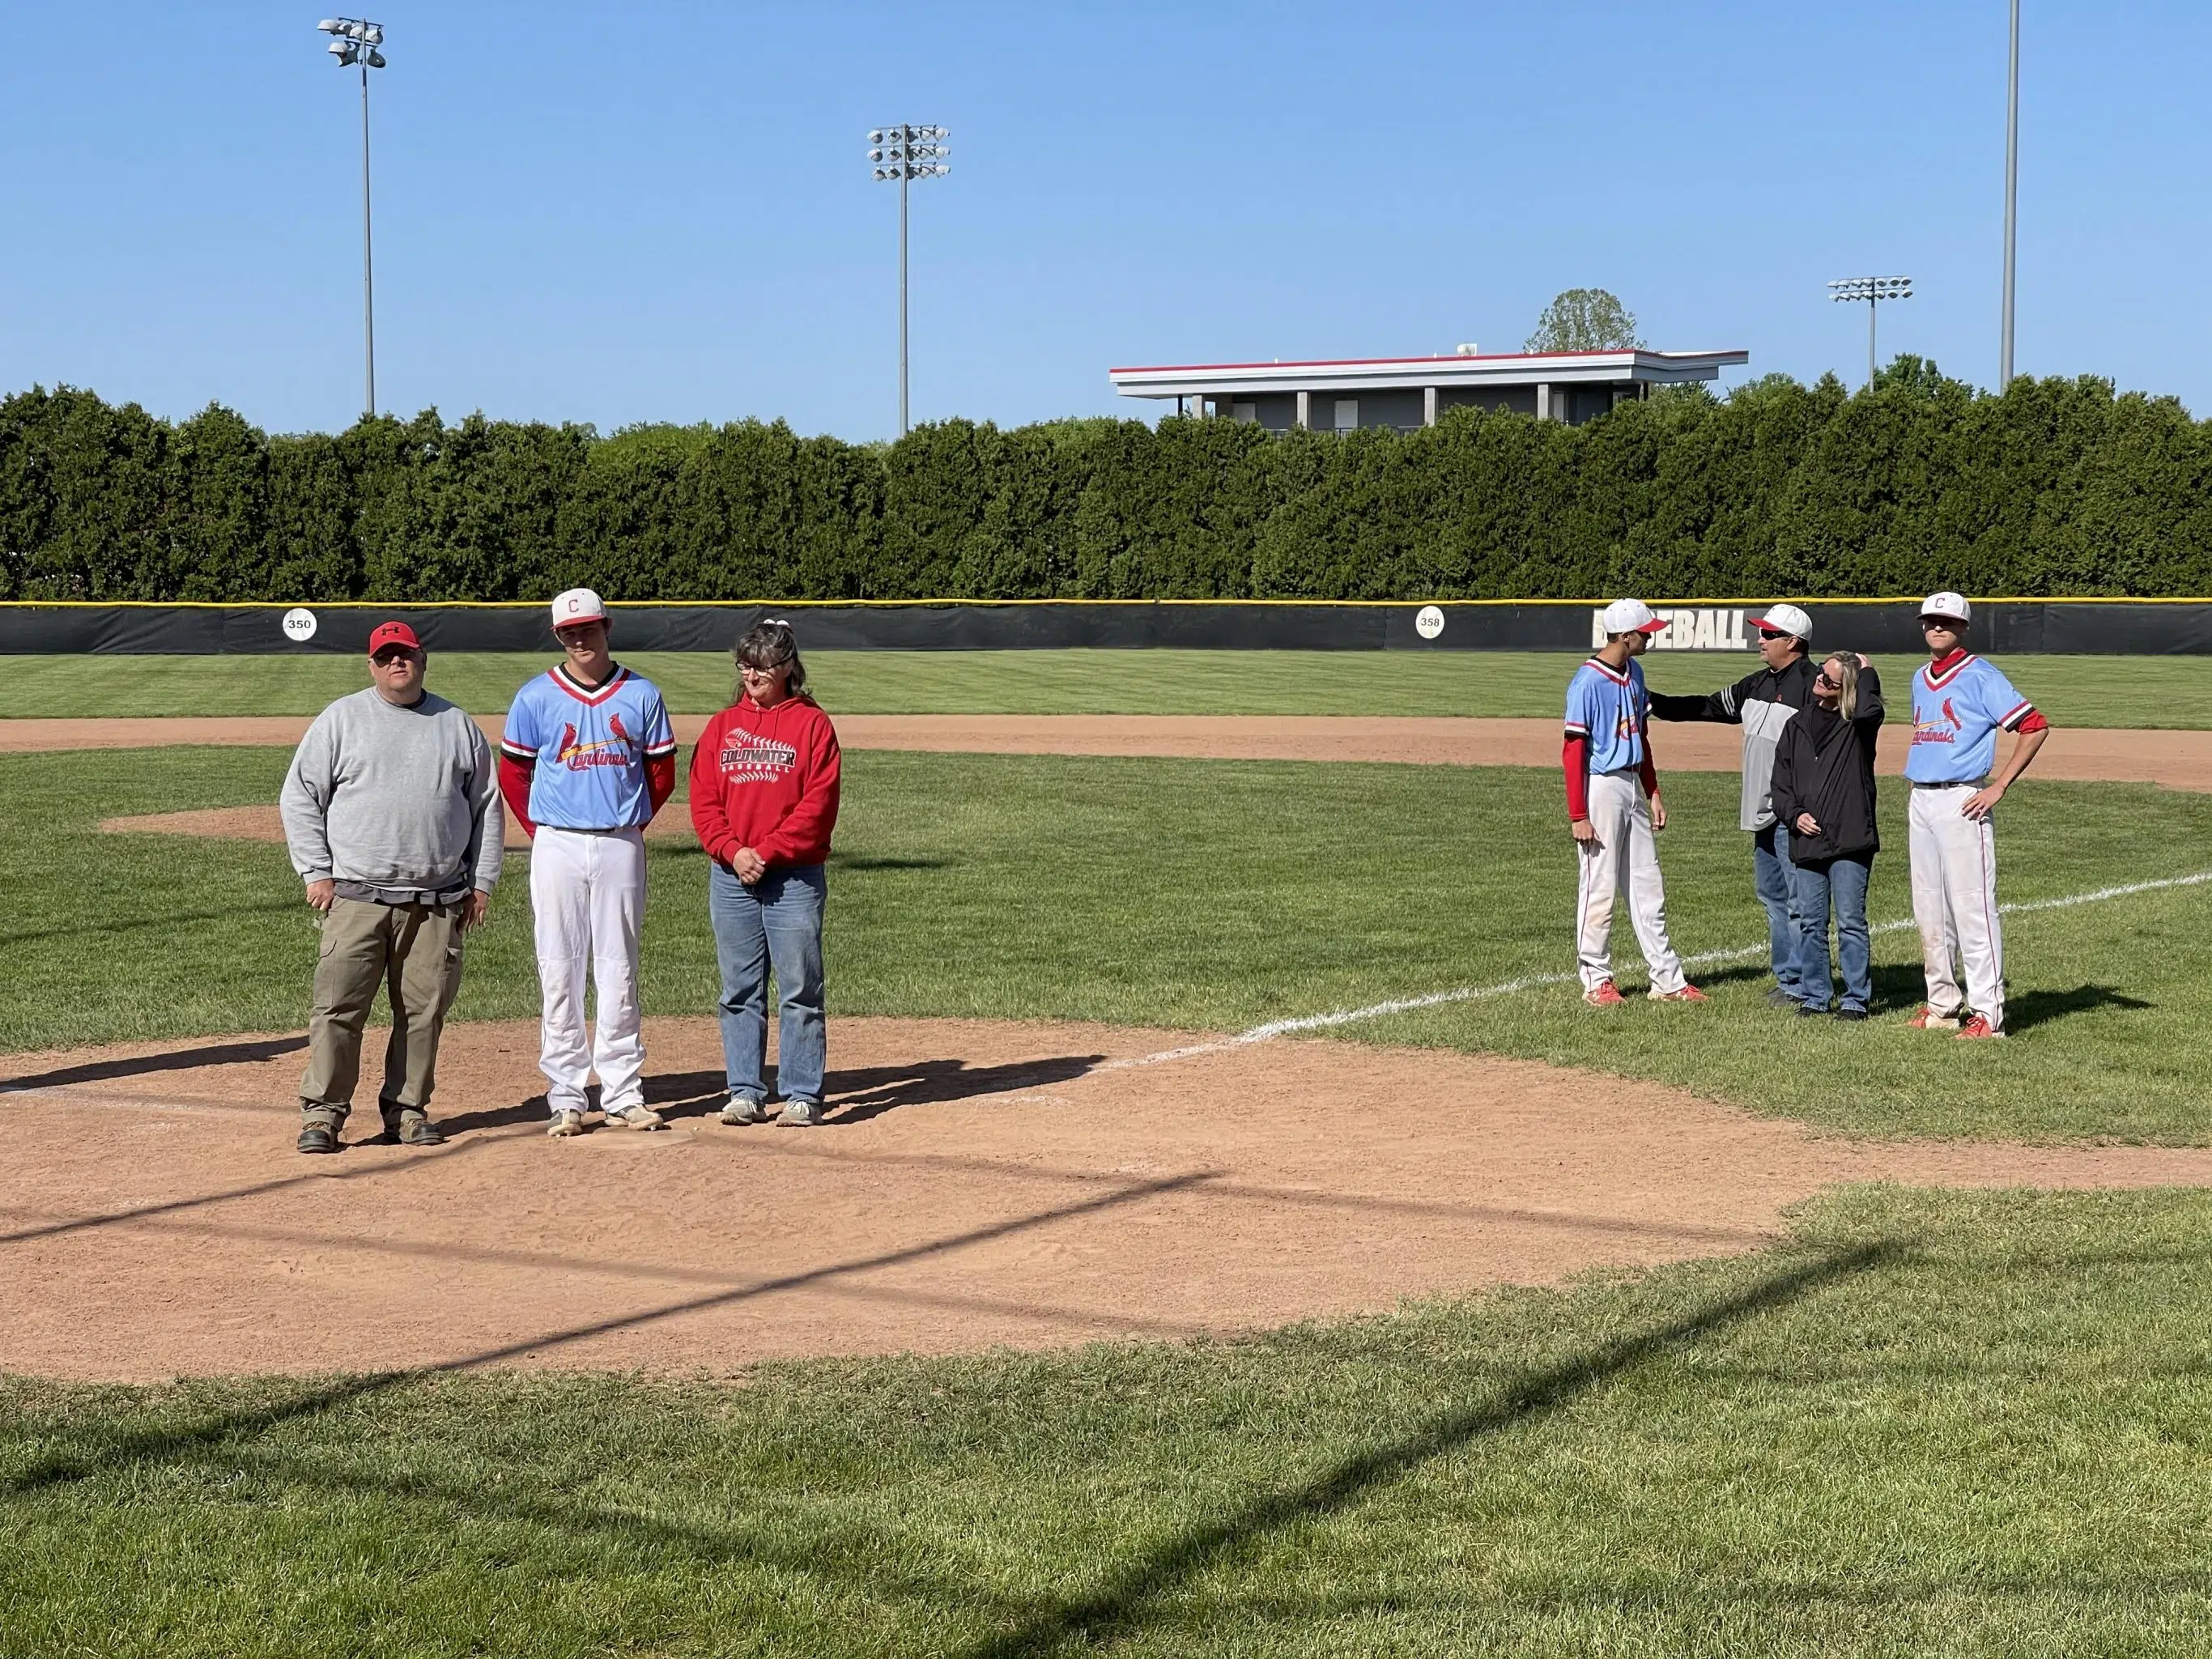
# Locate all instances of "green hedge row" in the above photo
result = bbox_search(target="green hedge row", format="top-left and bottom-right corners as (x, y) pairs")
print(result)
(5, 358), (2210, 602)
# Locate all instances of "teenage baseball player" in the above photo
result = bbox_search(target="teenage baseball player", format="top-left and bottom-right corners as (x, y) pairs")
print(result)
(1648, 601), (1818, 1006)
(1565, 599), (1708, 1006)
(1903, 591), (2049, 1040)
(499, 589), (680, 1134)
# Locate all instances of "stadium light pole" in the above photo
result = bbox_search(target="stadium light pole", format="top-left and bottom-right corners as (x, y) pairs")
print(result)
(1828, 275), (1913, 389)
(2001, 0), (2021, 388)
(317, 18), (389, 420)
(868, 125), (951, 437)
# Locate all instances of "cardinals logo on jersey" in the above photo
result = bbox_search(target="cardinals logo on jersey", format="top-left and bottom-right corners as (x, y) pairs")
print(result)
(1912, 696), (1963, 747)
(558, 713), (640, 771)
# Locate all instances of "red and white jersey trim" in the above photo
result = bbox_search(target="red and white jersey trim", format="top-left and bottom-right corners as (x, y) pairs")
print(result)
(1920, 652), (1977, 691)
(550, 664), (633, 707)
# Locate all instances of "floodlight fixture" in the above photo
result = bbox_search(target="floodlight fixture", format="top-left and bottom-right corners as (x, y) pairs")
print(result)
(316, 18), (389, 421)
(868, 122), (954, 436)
(1829, 274), (1913, 388)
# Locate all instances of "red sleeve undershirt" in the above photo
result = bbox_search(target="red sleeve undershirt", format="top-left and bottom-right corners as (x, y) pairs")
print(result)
(2015, 710), (2049, 735)
(1639, 749), (1660, 802)
(1563, 735), (1590, 820)
(646, 753), (678, 818)
(497, 755), (537, 840)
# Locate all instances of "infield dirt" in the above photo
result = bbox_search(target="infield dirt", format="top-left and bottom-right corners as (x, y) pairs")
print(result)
(6, 1015), (2212, 1383)
(10, 713), (2212, 790)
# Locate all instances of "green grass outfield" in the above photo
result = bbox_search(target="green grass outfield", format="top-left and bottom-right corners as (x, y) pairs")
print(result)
(12, 1187), (2212, 1657)
(4, 648), (2212, 726)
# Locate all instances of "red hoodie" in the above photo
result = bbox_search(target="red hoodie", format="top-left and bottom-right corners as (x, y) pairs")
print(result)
(688, 694), (841, 870)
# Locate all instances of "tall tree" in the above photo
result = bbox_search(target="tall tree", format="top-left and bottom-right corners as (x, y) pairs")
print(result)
(1525, 288), (1645, 352)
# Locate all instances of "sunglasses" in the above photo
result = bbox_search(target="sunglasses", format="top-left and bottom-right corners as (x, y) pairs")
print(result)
(371, 649), (416, 666)
(1757, 628), (1791, 641)
(1920, 617), (1961, 629)
(1814, 672), (1841, 690)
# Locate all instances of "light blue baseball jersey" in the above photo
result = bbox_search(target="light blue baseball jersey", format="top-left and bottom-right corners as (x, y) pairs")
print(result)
(1904, 653), (2035, 783)
(501, 664), (677, 829)
(1564, 657), (1651, 772)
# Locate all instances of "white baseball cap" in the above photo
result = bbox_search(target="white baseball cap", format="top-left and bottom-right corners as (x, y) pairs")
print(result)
(1747, 602), (1812, 642)
(1598, 598), (1668, 637)
(551, 588), (606, 629)
(1919, 591), (1972, 624)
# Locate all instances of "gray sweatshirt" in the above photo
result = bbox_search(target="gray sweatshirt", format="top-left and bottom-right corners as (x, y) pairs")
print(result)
(280, 687), (503, 903)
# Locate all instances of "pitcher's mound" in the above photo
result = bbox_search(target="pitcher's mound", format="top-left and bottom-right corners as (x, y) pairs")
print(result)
(6, 1015), (2210, 1381)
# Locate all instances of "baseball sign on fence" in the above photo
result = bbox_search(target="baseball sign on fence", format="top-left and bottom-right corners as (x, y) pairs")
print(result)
(281, 607), (318, 644)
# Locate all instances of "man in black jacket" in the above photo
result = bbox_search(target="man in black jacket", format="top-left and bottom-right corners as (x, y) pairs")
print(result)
(1647, 602), (1818, 1006)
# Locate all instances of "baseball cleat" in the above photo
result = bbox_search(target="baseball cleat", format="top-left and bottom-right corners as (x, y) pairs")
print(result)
(605, 1104), (666, 1131)
(1834, 1007), (1869, 1022)
(1583, 981), (1626, 1007)
(1954, 1015), (2006, 1041)
(396, 1116), (445, 1146)
(547, 1109), (586, 1138)
(1649, 984), (1709, 1002)
(1908, 1006), (1963, 1031)
(296, 1122), (339, 1155)
(720, 1095), (770, 1125)
(777, 1099), (825, 1127)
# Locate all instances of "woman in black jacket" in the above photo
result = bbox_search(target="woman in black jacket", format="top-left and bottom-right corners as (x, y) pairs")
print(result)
(1768, 654), (1883, 1019)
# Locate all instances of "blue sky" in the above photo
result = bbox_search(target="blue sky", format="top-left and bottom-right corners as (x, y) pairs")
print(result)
(1, 2), (2205, 440)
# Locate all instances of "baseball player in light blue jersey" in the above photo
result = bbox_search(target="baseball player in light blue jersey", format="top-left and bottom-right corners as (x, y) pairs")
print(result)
(1563, 599), (1706, 1006)
(500, 589), (681, 1134)
(1902, 591), (2050, 1040)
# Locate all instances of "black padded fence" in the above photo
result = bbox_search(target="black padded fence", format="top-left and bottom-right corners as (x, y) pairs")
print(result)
(6, 600), (2212, 656)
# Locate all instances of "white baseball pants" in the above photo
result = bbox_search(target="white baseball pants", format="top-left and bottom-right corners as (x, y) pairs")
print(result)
(530, 826), (649, 1114)
(1908, 784), (2004, 1030)
(1575, 770), (1687, 994)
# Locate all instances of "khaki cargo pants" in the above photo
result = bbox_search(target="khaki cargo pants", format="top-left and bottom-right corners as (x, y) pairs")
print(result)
(300, 895), (466, 1130)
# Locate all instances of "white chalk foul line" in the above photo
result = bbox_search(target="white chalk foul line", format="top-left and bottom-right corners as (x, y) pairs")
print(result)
(1108, 868), (2212, 1070)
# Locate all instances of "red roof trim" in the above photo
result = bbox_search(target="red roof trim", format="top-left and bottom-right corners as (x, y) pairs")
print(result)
(1109, 349), (1747, 375)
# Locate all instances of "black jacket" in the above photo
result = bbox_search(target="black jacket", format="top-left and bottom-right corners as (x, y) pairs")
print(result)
(1767, 666), (1885, 862)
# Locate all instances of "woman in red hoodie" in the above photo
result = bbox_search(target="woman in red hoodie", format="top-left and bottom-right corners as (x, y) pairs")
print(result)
(689, 620), (842, 1126)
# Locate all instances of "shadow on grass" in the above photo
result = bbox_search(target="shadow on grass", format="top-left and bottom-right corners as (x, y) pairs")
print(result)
(0, 1035), (308, 1094)
(1, 1168), (1217, 1495)
(958, 1238), (1907, 1659)
(2007, 984), (2154, 1035)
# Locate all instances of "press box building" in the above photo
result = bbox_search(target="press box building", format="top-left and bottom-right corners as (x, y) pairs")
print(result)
(1108, 347), (1750, 432)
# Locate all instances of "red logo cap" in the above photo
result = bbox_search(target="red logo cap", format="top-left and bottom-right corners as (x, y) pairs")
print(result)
(368, 620), (421, 656)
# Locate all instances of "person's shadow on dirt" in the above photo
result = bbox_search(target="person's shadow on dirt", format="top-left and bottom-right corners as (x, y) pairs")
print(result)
(640, 1053), (1108, 1125)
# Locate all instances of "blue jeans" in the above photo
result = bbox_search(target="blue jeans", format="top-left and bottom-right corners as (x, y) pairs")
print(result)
(1752, 823), (1804, 995)
(1793, 854), (1873, 1013)
(708, 861), (827, 1104)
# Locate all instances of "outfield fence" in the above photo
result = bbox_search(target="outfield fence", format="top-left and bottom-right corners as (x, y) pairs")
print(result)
(7, 598), (2212, 655)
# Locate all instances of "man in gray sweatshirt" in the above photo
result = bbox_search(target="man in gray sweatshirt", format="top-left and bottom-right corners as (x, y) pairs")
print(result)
(279, 621), (503, 1154)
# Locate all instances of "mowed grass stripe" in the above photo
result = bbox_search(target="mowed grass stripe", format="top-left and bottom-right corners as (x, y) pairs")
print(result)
(6, 648), (2212, 728)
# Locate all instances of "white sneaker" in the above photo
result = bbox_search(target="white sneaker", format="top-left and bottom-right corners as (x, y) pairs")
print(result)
(547, 1109), (585, 1138)
(605, 1104), (666, 1131)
